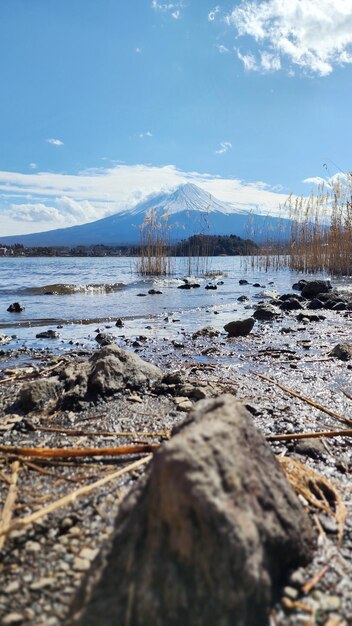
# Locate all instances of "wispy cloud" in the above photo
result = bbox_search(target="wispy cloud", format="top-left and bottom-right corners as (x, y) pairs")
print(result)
(0, 163), (292, 235)
(135, 47), (142, 53)
(151, 1), (183, 17)
(227, 0), (352, 76)
(29, 163), (37, 170)
(208, 6), (220, 21)
(139, 131), (153, 139)
(216, 44), (229, 54)
(46, 138), (64, 146)
(215, 141), (232, 155)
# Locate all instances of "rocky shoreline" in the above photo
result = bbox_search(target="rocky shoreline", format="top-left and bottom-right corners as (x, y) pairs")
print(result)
(1, 278), (352, 626)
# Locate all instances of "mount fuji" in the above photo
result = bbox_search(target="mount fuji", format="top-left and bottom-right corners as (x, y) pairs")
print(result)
(1, 183), (291, 246)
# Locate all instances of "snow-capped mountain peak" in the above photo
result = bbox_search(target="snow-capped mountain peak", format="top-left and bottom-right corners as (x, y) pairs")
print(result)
(128, 183), (248, 217)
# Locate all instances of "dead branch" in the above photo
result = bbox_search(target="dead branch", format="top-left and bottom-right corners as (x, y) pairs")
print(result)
(0, 360), (65, 385)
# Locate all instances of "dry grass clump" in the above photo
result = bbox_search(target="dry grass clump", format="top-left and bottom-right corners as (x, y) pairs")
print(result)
(287, 173), (352, 275)
(136, 208), (174, 276)
(278, 456), (346, 543)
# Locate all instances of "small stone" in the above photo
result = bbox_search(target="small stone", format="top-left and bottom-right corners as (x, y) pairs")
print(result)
(73, 557), (91, 572)
(80, 548), (99, 561)
(115, 318), (124, 327)
(239, 279), (249, 285)
(128, 394), (143, 403)
(315, 593), (341, 612)
(289, 568), (306, 587)
(25, 540), (41, 553)
(324, 614), (348, 626)
(2, 613), (24, 625)
(283, 586), (299, 600)
(294, 438), (326, 460)
(4, 581), (20, 594)
(192, 327), (220, 339)
(35, 329), (59, 339)
(30, 577), (54, 590)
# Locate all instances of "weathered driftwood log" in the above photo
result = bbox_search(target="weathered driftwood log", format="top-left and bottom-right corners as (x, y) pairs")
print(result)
(68, 395), (313, 626)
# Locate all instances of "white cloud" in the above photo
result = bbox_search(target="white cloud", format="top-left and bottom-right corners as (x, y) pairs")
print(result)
(7, 203), (63, 223)
(237, 51), (257, 71)
(208, 6), (220, 21)
(227, 0), (352, 76)
(216, 44), (229, 54)
(135, 47), (142, 53)
(29, 163), (37, 170)
(0, 163), (293, 235)
(47, 138), (64, 146)
(215, 141), (232, 155)
(171, 10), (180, 19)
(139, 131), (153, 139)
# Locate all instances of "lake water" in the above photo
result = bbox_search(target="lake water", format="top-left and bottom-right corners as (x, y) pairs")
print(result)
(0, 256), (346, 352)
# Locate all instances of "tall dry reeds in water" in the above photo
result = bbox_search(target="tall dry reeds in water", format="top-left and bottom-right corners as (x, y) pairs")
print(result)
(136, 208), (173, 276)
(287, 173), (352, 275)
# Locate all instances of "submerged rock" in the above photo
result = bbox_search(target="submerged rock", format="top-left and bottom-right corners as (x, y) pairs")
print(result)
(224, 318), (255, 337)
(7, 302), (25, 312)
(35, 330), (60, 339)
(69, 396), (313, 626)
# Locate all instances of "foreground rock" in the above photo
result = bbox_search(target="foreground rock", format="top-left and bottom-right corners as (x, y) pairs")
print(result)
(18, 346), (163, 412)
(224, 317), (255, 337)
(69, 396), (313, 626)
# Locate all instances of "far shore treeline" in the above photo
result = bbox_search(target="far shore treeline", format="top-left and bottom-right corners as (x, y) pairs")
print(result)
(0, 234), (259, 258)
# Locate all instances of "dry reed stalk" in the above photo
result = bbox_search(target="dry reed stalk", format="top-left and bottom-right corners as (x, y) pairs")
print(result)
(0, 443), (159, 459)
(266, 428), (352, 442)
(0, 461), (20, 550)
(0, 456), (152, 540)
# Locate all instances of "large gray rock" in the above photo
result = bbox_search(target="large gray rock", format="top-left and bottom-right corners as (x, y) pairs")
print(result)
(69, 396), (313, 626)
(17, 346), (163, 412)
(329, 343), (352, 361)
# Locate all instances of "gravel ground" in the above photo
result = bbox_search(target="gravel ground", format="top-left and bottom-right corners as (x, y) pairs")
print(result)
(1, 302), (352, 626)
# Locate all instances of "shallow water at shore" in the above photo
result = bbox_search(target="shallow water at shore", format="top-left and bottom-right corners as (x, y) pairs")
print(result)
(0, 255), (351, 352)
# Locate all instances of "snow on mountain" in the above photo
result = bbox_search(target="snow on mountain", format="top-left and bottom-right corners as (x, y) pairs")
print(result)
(1, 183), (290, 246)
(128, 183), (249, 217)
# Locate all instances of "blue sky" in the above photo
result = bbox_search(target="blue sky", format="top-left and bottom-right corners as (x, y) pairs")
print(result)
(1, 0), (352, 235)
